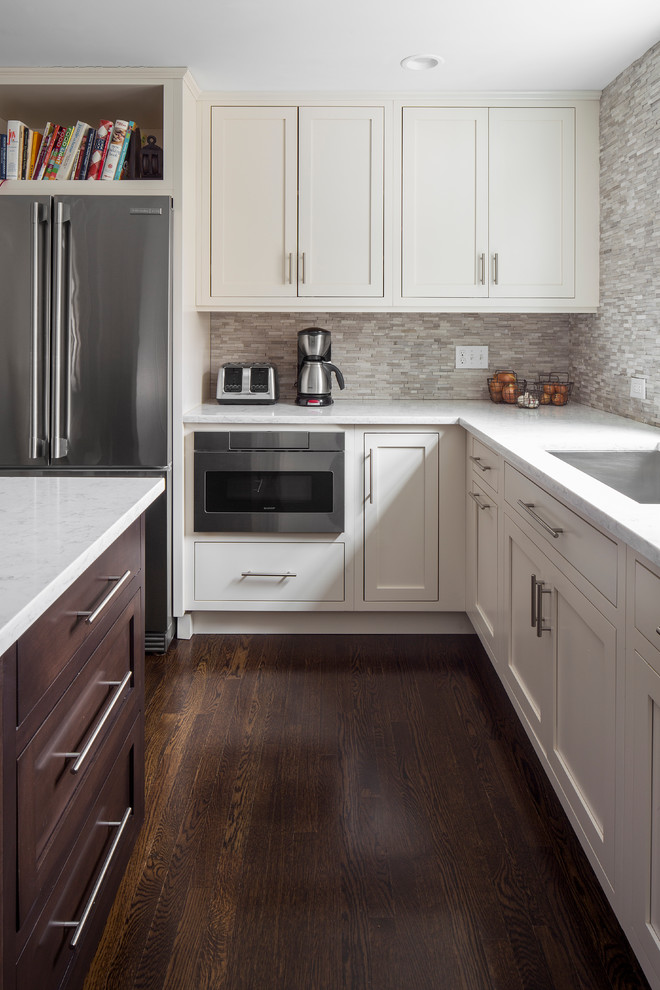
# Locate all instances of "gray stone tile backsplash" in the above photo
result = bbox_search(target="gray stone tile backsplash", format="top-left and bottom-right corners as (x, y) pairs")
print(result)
(571, 39), (660, 428)
(210, 313), (571, 403)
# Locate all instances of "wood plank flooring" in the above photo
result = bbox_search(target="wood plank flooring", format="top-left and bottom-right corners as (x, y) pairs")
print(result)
(83, 634), (650, 990)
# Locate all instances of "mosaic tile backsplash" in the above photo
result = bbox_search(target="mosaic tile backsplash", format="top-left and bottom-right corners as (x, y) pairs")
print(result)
(570, 39), (660, 428)
(209, 312), (571, 403)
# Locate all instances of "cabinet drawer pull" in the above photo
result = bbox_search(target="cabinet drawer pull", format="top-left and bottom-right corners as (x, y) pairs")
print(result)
(286, 252), (293, 285)
(536, 581), (552, 637)
(300, 252), (306, 284)
(66, 671), (132, 774)
(517, 500), (563, 539)
(469, 455), (491, 472)
(531, 574), (538, 627)
(493, 252), (499, 285)
(479, 252), (486, 286)
(468, 490), (491, 510)
(240, 571), (297, 579)
(77, 570), (131, 624)
(53, 806), (132, 949)
(368, 448), (374, 504)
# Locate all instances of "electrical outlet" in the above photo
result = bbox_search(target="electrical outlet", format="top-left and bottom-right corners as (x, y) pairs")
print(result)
(456, 345), (489, 369)
(630, 376), (647, 400)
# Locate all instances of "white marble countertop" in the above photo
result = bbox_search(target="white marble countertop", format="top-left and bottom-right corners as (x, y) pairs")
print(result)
(0, 476), (164, 656)
(185, 399), (660, 567)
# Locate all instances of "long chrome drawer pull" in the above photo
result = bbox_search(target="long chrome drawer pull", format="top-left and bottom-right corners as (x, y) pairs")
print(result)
(58, 806), (133, 948)
(77, 570), (131, 624)
(67, 671), (132, 774)
(240, 571), (297, 579)
(468, 490), (491, 510)
(368, 448), (374, 504)
(531, 574), (538, 627)
(517, 500), (563, 539)
(469, 455), (491, 471)
(536, 582), (552, 637)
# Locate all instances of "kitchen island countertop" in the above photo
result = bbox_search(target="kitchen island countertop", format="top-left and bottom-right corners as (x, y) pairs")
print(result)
(185, 399), (660, 568)
(0, 476), (164, 656)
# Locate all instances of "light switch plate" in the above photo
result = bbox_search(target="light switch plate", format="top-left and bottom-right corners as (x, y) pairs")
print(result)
(456, 345), (489, 369)
(630, 376), (646, 399)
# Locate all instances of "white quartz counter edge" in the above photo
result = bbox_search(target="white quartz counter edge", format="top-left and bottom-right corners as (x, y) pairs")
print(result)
(0, 476), (164, 657)
(185, 400), (660, 568)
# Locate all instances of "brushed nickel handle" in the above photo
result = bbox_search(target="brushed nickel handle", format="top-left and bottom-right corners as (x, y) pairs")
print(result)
(30, 201), (48, 459)
(368, 448), (374, 504)
(656, 627), (660, 637)
(468, 490), (491, 510)
(493, 252), (499, 285)
(240, 571), (297, 578)
(51, 201), (71, 460)
(300, 252), (306, 284)
(517, 500), (563, 539)
(469, 455), (491, 472)
(479, 252), (485, 286)
(65, 671), (132, 774)
(531, 573), (538, 627)
(77, 570), (131, 624)
(286, 252), (293, 285)
(53, 806), (132, 948)
(536, 581), (552, 637)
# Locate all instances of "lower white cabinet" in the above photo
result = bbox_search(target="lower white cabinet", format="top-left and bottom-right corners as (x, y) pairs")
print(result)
(625, 551), (660, 990)
(194, 541), (345, 603)
(503, 513), (618, 889)
(466, 470), (500, 660)
(362, 432), (439, 602)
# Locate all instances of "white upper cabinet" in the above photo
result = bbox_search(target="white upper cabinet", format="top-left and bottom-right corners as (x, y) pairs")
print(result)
(200, 104), (384, 306)
(402, 108), (489, 297)
(488, 108), (575, 298)
(401, 105), (577, 302)
(209, 107), (298, 298)
(298, 108), (384, 297)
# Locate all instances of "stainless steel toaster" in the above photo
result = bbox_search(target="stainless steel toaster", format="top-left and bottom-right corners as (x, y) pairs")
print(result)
(216, 363), (279, 404)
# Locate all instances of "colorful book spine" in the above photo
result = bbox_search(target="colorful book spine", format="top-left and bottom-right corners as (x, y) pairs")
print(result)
(0, 135), (6, 180)
(77, 127), (96, 180)
(27, 130), (43, 180)
(73, 129), (89, 180)
(43, 126), (70, 180)
(56, 120), (90, 180)
(32, 123), (53, 180)
(113, 121), (135, 180)
(101, 120), (129, 181)
(20, 127), (31, 179)
(85, 119), (113, 180)
(6, 121), (26, 180)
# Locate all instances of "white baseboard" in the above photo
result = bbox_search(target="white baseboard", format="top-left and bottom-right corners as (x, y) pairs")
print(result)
(177, 610), (474, 636)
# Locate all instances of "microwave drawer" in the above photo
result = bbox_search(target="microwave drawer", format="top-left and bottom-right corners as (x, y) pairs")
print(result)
(194, 541), (345, 602)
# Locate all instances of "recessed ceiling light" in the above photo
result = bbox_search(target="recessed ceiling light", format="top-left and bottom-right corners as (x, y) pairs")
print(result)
(400, 54), (444, 71)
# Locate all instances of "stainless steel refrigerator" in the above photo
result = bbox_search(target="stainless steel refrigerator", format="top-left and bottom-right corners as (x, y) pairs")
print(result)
(0, 194), (174, 652)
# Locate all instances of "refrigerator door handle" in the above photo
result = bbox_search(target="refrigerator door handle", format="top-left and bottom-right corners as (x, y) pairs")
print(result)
(52, 201), (71, 460)
(30, 202), (49, 459)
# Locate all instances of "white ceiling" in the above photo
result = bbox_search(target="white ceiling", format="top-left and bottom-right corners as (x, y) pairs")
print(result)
(1, 0), (659, 93)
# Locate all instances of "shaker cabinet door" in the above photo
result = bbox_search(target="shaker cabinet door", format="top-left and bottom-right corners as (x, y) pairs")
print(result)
(488, 107), (575, 298)
(209, 106), (298, 297)
(402, 107), (488, 298)
(298, 107), (384, 298)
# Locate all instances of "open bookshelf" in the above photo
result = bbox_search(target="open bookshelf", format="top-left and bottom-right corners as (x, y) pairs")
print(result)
(0, 67), (189, 193)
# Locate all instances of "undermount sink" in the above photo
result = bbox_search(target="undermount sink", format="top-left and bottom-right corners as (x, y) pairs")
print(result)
(548, 450), (660, 503)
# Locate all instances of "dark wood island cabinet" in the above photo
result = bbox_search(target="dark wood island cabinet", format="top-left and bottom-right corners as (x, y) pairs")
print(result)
(1, 516), (147, 990)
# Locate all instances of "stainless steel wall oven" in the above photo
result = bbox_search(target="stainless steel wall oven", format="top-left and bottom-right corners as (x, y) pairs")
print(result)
(193, 431), (345, 533)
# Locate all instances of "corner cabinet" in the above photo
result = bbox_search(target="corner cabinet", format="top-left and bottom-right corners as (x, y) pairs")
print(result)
(198, 104), (385, 307)
(401, 106), (576, 301)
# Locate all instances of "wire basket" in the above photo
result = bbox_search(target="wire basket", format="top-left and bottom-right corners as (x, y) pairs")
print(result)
(536, 372), (574, 406)
(515, 383), (543, 409)
(487, 370), (519, 403)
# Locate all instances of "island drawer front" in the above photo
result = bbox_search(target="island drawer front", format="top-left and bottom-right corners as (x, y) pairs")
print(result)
(469, 436), (500, 493)
(16, 714), (143, 990)
(634, 558), (660, 659)
(17, 519), (142, 726)
(16, 590), (142, 927)
(505, 464), (618, 605)
(194, 541), (345, 602)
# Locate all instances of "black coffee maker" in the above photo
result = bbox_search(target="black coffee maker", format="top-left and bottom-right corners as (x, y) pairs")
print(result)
(295, 328), (345, 406)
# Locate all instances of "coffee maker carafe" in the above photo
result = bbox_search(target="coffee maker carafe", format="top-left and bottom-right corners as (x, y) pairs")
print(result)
(296, 328), (345, 406)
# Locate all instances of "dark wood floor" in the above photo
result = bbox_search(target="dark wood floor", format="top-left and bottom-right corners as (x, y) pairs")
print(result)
(83, 634), (649, 990)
